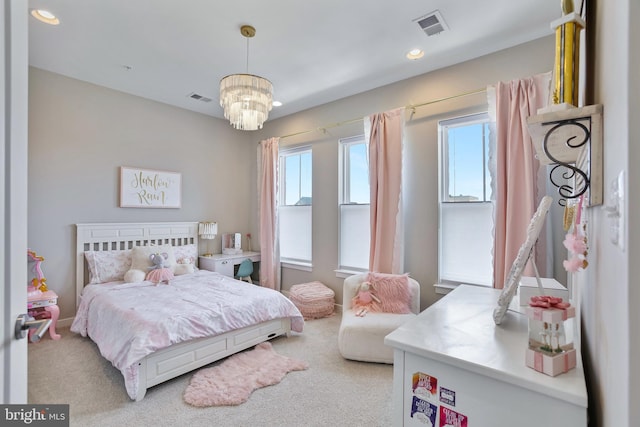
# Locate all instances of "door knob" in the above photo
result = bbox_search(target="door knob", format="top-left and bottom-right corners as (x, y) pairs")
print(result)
(15, 313), (51, 343)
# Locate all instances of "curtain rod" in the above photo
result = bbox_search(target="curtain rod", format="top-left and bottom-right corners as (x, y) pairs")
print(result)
(270, 87), (486, 141)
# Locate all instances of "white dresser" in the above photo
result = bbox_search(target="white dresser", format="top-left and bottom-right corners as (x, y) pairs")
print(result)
(384, 285), (587, 426)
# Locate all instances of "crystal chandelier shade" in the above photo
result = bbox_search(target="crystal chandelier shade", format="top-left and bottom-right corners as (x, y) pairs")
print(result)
(219, 25), (273, 131)
(219, 73), (273, 131)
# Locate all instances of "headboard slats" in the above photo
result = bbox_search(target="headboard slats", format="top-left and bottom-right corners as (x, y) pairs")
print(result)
(76, 222), (199, 311)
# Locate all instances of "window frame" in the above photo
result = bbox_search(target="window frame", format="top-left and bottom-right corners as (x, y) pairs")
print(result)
(278, 145), (313, 266)
(340, 135), (370, 205)
(440, 112), (491, 204)
(279, 145), (312, 207)
(337, 135), (370, 274)
(437, 112), (493, 291)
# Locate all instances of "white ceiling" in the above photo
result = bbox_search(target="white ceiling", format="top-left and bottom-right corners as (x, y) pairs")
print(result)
(28, 0), (560, 121)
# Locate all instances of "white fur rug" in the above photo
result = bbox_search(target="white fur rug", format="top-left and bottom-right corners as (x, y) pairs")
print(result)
(183, 342), (309, 407)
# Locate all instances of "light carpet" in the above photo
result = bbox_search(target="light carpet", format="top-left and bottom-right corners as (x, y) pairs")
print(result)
(28, 313), (394, 427)
(184, 342), (308, 407)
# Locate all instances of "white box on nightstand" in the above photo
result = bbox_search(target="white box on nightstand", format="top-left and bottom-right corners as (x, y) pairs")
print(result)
(519, 276), (568, 306)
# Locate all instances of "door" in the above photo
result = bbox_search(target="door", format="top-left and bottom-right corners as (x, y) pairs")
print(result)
(1, 0), (29, 404)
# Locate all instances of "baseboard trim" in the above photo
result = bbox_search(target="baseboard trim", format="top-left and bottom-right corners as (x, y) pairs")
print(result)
(57, 317), (74, 328)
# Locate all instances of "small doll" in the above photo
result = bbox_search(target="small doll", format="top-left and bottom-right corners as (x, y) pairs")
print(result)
(353, 281), (381, 317)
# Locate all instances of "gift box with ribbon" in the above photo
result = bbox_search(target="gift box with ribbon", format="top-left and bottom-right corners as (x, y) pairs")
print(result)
(525, 296), (577, 377)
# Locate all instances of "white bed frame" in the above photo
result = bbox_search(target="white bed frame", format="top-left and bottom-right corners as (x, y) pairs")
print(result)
(76, 222), (292, 401)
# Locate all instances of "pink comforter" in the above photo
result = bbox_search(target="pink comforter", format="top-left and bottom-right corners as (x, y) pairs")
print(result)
(70, 270), (304, 399)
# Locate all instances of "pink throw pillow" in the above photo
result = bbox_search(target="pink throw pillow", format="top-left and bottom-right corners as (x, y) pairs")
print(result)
(367, 272), (412, 314)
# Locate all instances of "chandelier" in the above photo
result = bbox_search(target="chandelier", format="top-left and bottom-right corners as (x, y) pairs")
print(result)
(219, 25), (273, 131)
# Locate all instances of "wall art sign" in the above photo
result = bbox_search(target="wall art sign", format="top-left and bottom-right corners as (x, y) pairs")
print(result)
(119, 166), (181, 208)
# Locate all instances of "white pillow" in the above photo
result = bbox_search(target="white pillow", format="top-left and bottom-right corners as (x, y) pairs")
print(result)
(84, 250), (132, 284)
(174, 262), (195, 275)
(173, 243), (198, 275)
(173, 244), (198, 266)
(124, 244), (176, 283)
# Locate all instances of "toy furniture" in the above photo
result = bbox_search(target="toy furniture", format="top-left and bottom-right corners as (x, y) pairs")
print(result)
(338, 273), (420, 364)
(27, 250), (61, 341)
(27, 291), (61, 341)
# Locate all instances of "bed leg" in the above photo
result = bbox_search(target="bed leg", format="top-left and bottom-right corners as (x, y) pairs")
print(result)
(136, 360), (147, 401)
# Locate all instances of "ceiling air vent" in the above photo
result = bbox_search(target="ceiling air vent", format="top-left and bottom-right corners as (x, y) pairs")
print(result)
(188, 92), (212, 103)
(415, 10), (448, 37)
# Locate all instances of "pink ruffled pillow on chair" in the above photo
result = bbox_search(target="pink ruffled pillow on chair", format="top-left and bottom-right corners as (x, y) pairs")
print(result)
(366, 272), (412, 314)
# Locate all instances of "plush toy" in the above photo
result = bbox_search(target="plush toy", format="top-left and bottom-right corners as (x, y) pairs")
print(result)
(149, 253), (168, 270)
(124, 245), (178, 283)
(124, 268), (146, 283)
(146, 252), (174, 284)
(352, 281), (381, 317)
(177, 256), (194, 265)
(174, 257), (195, 275)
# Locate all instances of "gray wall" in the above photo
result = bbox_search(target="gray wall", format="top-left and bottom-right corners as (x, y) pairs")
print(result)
(253, 36), (556, 309)
(28, 68), (253, 319)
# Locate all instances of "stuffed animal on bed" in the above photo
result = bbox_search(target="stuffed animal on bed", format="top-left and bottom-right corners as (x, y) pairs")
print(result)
(174, 256), (195, 275)
(148, 252), (168, 269)
(145, 252), (174, 284)
(124, 245), (179, 283)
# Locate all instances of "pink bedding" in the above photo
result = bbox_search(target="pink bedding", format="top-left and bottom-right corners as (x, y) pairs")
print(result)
(70, 270), (304, 399)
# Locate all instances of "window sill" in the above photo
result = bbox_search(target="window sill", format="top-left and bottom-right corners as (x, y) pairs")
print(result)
(334, 268), (367, 279)
(434, 283), (458, 295)
(434, 282), (491, 295)
(281, 261), (312, 272)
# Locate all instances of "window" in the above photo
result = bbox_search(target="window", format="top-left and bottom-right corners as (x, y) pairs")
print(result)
(339, 136), (370, 271)
(438, 113), (493, 287)
(279, 147), (312, 265)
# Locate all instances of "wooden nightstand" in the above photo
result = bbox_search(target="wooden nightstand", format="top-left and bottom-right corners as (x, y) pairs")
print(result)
(199, 252), (260, 280)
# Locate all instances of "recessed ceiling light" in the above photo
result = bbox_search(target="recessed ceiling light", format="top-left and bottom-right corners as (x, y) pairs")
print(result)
(406, 49), (424, 60)
(272, 101), (283, 107)
(30, 9), (60, 25)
